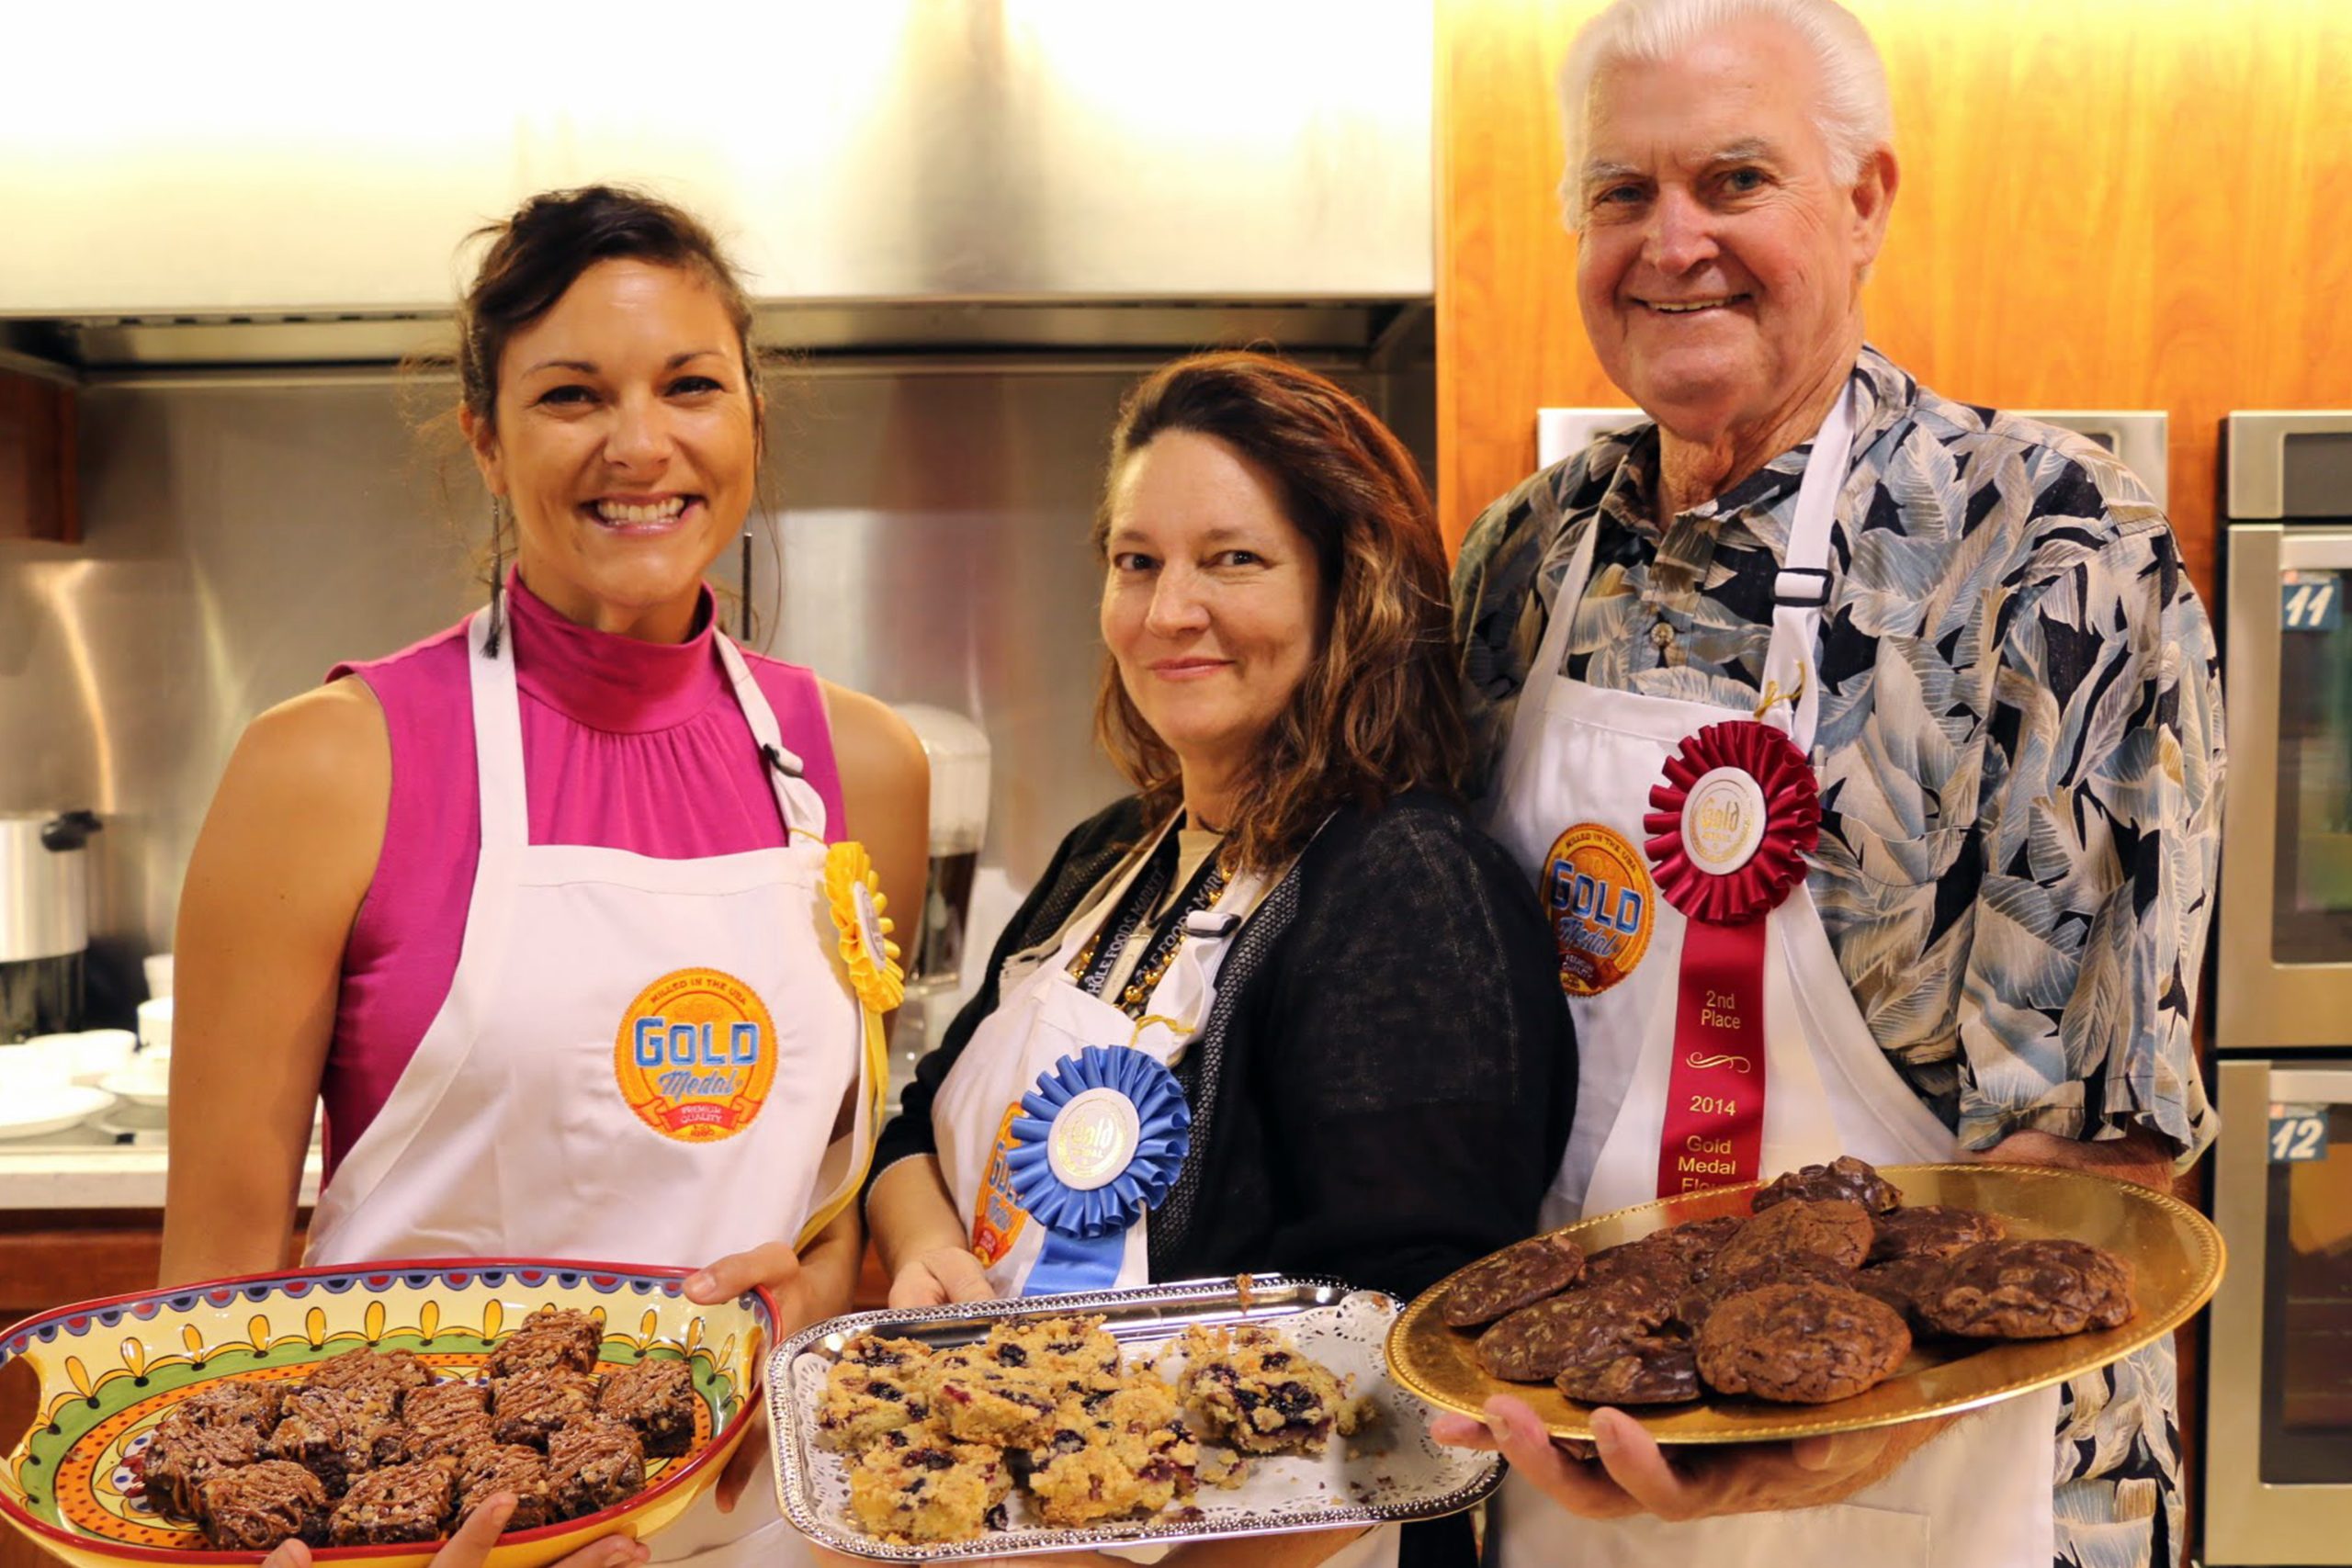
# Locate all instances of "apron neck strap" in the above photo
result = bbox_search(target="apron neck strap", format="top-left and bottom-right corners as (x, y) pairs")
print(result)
(464, 606), (831, 849)
(1489, 496), (1606, 800)
(713, 633), (830, 840)
(1761, 379), (1858, 752)
(466, 608), (531, 852)
(1494, 376), (1860, 781)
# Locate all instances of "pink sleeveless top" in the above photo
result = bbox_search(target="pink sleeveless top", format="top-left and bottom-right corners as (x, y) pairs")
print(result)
(322, 574), (847, 1181)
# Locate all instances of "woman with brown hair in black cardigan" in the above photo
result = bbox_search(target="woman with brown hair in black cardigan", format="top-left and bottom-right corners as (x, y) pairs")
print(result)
(851, 351), (1573, 1568)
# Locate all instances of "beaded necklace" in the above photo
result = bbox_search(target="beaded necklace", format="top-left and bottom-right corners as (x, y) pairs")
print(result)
(1068, 830), (1231, 1020)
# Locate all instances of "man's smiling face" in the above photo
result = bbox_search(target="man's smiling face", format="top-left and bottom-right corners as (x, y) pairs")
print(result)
(1571, 16), (1890, 447)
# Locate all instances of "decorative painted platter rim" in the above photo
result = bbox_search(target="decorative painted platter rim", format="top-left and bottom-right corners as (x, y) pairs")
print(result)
(1385, 1164), (2225, 1444)
(0, 1257), (776, 1562)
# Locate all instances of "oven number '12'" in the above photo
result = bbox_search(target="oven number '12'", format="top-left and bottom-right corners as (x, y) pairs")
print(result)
(2269, 1104), (2330, 1163)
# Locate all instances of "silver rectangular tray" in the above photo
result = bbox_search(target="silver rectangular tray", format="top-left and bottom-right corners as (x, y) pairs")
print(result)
(767, 1273), (1504, 1560)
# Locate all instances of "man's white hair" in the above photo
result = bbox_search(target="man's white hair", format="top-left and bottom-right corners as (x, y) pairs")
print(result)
(1556, 0), (1891, 224)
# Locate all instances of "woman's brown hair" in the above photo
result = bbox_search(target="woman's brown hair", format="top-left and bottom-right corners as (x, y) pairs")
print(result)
(1091, 351), (1469, 873)
(455, 184), (760, 444)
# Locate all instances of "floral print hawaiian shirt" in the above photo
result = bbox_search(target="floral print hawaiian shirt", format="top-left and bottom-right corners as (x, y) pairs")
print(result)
(1453, 344), (2223, 1568)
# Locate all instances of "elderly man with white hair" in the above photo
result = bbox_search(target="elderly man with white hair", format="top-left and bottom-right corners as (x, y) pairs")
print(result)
(1439, 1), (2222, 1565)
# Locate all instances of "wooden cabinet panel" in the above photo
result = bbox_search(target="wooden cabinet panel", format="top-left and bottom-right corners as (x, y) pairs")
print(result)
(854, 1243), (890, 1309)
(0, 373), (76, 544)
(0, 1212), (166, 1568)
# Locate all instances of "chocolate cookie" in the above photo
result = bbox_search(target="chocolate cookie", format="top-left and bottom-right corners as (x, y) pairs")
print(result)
(267, 1385), (396, 1495)
(489, 1366), (597, 1449)
(1694, 1282), (1912, 1404)
(144, 1416), (266, 1520)
(327, 1461), (455, 1547)
(1583, 1215), (1744, 1298)
(1752, 1156), (1902, 1215)
(1867, 1204), (2008, 1264)
(307, 1347), (436, 1402)
(487, 1307), (605, 1379)
(1552, 1334), (1702, 1406)
(196, 1460), (329, 1551)
(1852, 1257), (1951, 1331)
(1679, 1251), (1856, 1331)
(546, 1420), (646, 1518)
(1917, 1239), (2136, 1338)
(1475, 1284), (1674, 1383)
(1577, 1239), (1683, 1299)
(1576, 1218), (1737, 1313)
(1708, 1198), (1873, 1281)
(458, 1444), (559, 1532)
(1659, 1213), (1747, 1259)
(1442, 1235), (1587, 1328)
(393, 1382), (494, 1464)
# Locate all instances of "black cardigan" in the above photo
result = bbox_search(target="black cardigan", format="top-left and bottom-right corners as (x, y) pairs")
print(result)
(869, 791), (1576, 1567)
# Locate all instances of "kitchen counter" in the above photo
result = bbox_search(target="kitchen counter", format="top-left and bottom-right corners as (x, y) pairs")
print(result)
(0, 1135), (322, 1210)
(0, 1102), (321, 1211)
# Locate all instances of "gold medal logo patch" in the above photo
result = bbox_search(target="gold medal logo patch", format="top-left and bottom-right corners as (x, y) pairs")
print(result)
(1541, 823), (1655, 996)
(614, 967), (778, 1143)
(972, 1103), (1030, 1265)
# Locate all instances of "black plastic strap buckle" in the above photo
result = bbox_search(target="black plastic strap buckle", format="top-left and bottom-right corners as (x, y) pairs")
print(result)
(1775, 566), (1832, 607)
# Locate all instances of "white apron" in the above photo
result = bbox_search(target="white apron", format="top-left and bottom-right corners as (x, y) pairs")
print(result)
(1481, 390), (2059, 1568)
(933, 819), (1398, 1568)
(309, 609), (886, 1568)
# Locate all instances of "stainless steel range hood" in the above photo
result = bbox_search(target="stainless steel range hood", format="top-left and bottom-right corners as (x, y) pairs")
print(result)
(3, 299), (1432, 374)
(0, 3), (1432, 371)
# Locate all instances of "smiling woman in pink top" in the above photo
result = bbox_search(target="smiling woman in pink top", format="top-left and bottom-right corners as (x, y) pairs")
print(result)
(160, 187), (928, 1568)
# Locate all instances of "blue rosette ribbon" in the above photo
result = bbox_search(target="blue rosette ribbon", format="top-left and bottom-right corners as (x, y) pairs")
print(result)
(1004, 1046), (1191, 1295)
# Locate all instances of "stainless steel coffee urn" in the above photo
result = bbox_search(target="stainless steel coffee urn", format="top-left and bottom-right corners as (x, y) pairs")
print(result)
(0, 810), (101, 1042)
(890, 707), (993, 992)
(884, 705), (993, 1101)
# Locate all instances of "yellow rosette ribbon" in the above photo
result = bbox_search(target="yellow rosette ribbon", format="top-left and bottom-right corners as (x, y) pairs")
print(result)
(800, 840), (906, 1249)
(823, 840), (906, 1015)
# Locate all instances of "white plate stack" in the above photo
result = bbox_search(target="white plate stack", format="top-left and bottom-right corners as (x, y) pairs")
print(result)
(136, 997), (172, 1054)
(0, 1037), (118, 1139)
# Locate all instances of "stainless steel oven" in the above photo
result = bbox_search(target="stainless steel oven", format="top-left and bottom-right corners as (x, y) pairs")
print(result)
(2210, 1060), (2352, 1561)
(2209, 411), (2352, 1563)
(2217, 414), (2352, 1049)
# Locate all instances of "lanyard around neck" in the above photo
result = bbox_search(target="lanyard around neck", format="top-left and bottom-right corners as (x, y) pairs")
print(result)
(1069, 830), (1232, 1019)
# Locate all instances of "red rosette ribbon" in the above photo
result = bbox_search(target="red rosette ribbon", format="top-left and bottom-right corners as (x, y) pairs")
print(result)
(1639, 719), (1821, 1200)
(1642, 719), (1821, 920)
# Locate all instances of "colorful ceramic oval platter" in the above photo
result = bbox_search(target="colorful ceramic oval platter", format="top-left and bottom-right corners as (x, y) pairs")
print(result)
(0, 1259), (774, 1568)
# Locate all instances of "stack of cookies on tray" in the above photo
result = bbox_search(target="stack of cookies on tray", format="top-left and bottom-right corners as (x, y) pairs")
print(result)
(1442, 1156), (2138, 1407)
(136, 1305), (699, 1550)
(814, 1313), (1372, 1544)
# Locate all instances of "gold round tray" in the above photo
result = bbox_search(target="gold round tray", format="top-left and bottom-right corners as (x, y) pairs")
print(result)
(1385, 1163), (2224, 1444)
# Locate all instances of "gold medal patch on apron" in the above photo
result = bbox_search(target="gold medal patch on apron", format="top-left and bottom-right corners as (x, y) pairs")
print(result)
(1541, 823), (1655, 996)
(614, 967), (778, 1143)
(971, 1103), (1031, 1265)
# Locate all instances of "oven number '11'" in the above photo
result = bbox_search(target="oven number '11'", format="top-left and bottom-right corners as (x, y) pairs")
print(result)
(2282, 576), (2343, 633)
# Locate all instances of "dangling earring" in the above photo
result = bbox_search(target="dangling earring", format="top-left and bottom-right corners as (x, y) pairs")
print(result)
(485, 494), (512, 658)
